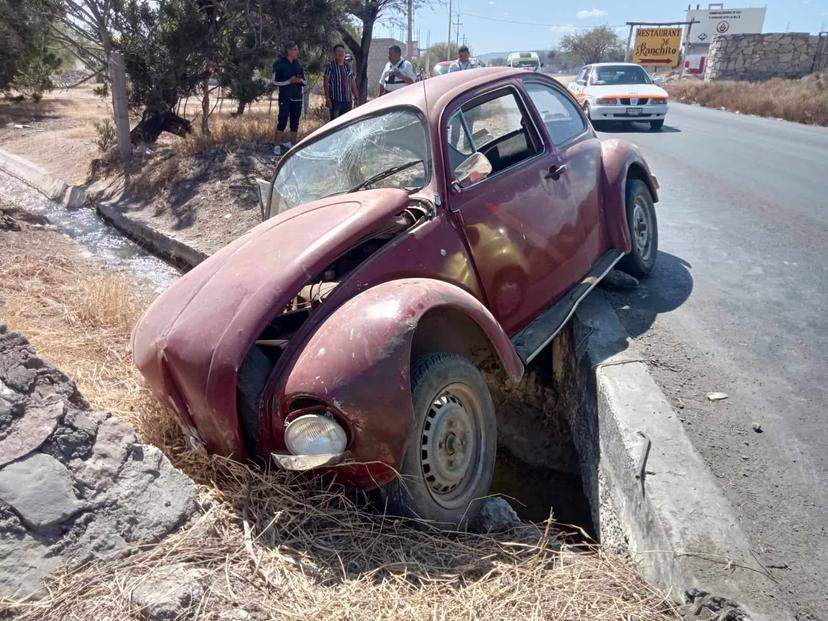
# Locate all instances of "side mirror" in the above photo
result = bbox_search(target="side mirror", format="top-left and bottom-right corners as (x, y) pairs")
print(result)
(453, 152), (493, 189)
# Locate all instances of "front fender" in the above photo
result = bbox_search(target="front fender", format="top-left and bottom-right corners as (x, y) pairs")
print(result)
(276, 278), (523, 487)
(600, 139), (659, 253)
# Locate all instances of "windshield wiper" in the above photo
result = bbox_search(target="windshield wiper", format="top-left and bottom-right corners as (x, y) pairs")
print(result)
(347, 159), (424, 193)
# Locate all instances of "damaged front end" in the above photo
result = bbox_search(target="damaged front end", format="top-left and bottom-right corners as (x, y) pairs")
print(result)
(131, 188), (430, 461)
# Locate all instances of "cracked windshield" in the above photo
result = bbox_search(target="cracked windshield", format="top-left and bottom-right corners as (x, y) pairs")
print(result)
(270, 109), (430, 214)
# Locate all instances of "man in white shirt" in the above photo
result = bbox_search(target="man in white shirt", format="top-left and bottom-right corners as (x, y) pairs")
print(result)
(449, 46), (479, 72)
(379, 45), (416, 95)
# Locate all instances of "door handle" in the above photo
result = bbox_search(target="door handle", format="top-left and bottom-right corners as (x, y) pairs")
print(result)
(546, 164), (567, 180)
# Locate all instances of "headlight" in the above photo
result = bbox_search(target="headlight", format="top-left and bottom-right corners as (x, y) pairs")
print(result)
(651, 98), (667, 105)
(596, 97), (618, 105)
(284, 414), (347, 455)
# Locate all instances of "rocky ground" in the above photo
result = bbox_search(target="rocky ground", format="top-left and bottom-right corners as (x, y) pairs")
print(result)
(0, 323), (198, 599)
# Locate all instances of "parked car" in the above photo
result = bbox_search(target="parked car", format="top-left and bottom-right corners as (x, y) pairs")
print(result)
(132, 68), (660, 528)
(431, 61), (452, 77)
(567, 62), (669, 130)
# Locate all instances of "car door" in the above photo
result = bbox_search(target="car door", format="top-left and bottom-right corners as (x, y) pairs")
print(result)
(522, 79), (606, 280)
(444, 85), (584, 334)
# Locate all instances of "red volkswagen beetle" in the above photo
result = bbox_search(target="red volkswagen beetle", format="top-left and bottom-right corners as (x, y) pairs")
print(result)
(132, 68), (659, 528)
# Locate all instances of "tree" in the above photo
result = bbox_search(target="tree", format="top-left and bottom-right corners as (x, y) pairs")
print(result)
(559, 26), (624, 65)
(0, 0), (62, 96)
(420, 41), (458, 71)
(489, 57), (506, 67)
(338, 0), (413, 103)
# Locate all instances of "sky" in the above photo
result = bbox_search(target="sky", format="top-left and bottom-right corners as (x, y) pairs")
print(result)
(374, 0), (828, 56)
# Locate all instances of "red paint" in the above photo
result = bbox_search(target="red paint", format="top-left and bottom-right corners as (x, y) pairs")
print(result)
(132, 69), (657, 489)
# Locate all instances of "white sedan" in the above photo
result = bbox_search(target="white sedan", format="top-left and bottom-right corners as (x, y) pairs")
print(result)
(568, 63), (669, 131)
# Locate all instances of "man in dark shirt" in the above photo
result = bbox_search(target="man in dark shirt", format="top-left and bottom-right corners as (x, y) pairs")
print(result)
(324, 44), (359, 121)
(271, 41), (306, 155)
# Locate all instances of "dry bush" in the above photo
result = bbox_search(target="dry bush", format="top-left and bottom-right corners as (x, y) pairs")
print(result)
(665, 73), (828, 125)
(0, 229), (680, 621)
(179, 108), (328, 157)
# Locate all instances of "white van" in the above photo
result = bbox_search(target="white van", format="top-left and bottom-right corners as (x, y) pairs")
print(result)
(507, 52), (541, 71)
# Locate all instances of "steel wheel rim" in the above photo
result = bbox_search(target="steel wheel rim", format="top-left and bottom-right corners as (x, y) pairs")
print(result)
(420, 382), (485, 509)
(632, 196), (652, 261)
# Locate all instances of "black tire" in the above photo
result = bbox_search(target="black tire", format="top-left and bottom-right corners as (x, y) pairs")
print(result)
(650, 119), (665, 131)
(618, 179), (658, 278)
(379, 352), (497, 529)
(236, 345), (273, 456)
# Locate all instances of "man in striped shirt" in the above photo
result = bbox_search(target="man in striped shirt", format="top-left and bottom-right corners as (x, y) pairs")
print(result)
(324, 44), (359, 121)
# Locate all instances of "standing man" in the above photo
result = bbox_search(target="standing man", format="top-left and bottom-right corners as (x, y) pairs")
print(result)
(449, 46), (479, 72)
(324, 44), (359, 121)
(378, 45), (416, 95)
(272, 41), (306, 156)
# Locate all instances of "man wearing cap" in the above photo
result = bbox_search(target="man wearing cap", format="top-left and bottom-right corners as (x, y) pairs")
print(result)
(378, 45), (416, 95)
(272, 41), (306, 155)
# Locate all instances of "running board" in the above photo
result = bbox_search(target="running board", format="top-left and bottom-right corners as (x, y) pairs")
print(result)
(511, 249), (624, 364)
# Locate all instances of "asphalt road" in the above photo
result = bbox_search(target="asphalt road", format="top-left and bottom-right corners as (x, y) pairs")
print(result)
(595, 103), (828, 620)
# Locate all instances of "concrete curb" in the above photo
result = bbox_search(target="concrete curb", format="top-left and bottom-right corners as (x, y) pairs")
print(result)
(0, 147), (86, 208)
(96, 201), (208, 270)
(0, 147), (206, 271)
(574, 290), (792, 621)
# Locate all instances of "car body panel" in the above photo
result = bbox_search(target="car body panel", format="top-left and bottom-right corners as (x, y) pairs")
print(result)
(132, 68), (660, 486)
(132, 188), (412, 457)
(271, 278), (523, 488)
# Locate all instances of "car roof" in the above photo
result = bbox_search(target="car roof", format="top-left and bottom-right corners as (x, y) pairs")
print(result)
(296, 68), (563, 148)
(586, 62), (643, 68)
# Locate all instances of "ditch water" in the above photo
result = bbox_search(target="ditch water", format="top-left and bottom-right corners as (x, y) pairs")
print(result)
(0, 171), (180, 292)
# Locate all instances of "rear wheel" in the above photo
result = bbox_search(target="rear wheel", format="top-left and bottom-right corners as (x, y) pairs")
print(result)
(379, 353), (497, 529)
(650, 119), (665, 131)
(618, 179), (658, 278)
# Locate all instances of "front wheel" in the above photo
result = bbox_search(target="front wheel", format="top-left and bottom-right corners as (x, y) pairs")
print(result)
(618, 179), (658, 278)
(650, 119), (665, 131)
(379, 353), (497, 529)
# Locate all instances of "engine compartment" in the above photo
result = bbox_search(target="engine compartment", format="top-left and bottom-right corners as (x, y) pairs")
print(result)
(252, 205), (429, 366)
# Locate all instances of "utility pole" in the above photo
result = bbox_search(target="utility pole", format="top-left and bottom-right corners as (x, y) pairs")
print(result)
(109, 51), (132, 163)
(406, 0), (414, 59)
(447, 0), (452, 61)
(454, 13), (462, 52)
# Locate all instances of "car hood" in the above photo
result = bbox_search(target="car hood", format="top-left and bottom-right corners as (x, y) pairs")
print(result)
(132, 188), (411, 456)
(585, 84), (668, 98)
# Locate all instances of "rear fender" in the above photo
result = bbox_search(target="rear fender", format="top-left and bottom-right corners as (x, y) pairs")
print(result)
(277, 278), (523, 487)
(600, 140), (660, 253)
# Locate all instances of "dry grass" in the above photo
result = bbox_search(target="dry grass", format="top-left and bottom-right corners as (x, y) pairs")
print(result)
(0, 227), (681, 621)
(177, 107), (329, 157)
(665, 72), (828, 125)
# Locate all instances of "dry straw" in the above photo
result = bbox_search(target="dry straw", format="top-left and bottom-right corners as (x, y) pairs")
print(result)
(0, 227), (680, 620)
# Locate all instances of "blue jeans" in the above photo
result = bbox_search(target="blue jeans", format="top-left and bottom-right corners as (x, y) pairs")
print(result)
(330, 100), (352, 120)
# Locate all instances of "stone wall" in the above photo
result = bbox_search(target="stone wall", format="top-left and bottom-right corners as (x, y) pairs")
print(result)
(704, 33), (820, 81)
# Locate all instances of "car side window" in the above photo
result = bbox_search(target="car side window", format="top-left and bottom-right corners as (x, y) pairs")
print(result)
(525, 83), (586, 145)
(576, 67), (588, 84)
(447, 90), (540, 183)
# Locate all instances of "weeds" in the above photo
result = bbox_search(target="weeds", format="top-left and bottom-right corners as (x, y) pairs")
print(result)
(665, 73), (828, 125)
(93, 118), (117, 152)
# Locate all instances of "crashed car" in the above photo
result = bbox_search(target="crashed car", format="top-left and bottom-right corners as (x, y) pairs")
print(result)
(132, 68), (659, 528)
